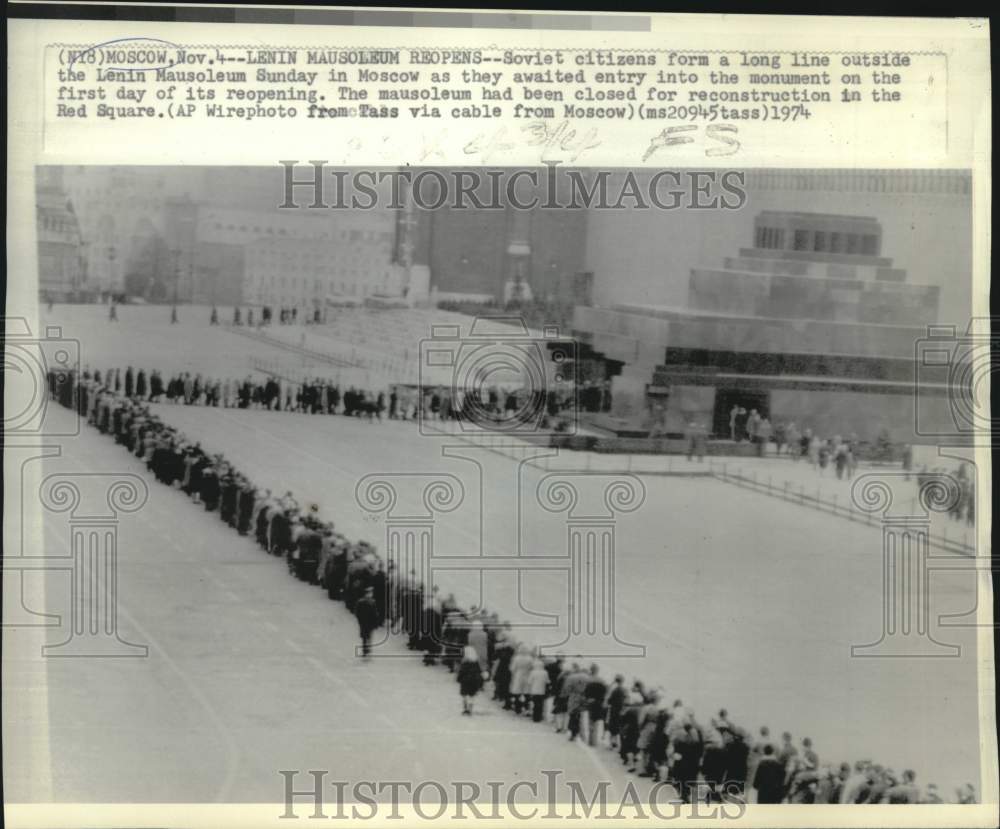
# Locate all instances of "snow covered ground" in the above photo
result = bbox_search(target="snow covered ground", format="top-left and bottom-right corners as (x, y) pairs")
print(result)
(4, 304), (985, 803)
(144, 402), (983, 797)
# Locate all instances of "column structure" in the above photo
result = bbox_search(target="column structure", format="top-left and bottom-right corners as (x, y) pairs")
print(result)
(38, 472), (149, 657)
(536, 473), (646, 658)
(850, 472), (961, 658)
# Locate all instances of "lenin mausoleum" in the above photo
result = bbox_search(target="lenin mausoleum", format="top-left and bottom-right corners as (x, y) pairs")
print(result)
(572, 170), (971, 444)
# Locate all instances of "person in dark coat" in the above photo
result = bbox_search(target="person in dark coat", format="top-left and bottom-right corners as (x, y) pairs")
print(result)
(457, 645), (485, 715)
(618, 688), (644, 770)
(753, 744), (786, 804)
(220, 475), (238, 527)
(723, 728), (751, 800)
(646, 706), (671, 780)
(440, 607), (466, 672)
(136, 369), (147, 400)
(701, 728), (728, 802)
(355, 587), (379, 659)
(544, 655), (564, 709)
(324, 544), (349, 600)
(492, 634), (515, 707)
(583, 664), (609, 747)
(605, 674), (628, 750)
(201, 465), (220, 512)
(150, 370), (164, 401)
(370, 561), (387, 627)
(188, 452), (207, 502)
(670, 722), (704, 804)
(237, 484), (255, 536)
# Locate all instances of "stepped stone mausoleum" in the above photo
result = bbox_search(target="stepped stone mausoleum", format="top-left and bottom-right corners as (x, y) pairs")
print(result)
(573, 210), (956, 443)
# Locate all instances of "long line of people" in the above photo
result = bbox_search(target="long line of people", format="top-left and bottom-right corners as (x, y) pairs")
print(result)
(72, 364), (571, 428)
(51, 368), (975, 806)
(72, 364), (392, 419)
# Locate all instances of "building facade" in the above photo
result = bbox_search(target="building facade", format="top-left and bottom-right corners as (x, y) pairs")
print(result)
(48, 166), (400, 306)
(574, 207), (957, 444)
(399, 168), (590, 310)
(582, 169), (972, 323)
(243, 236), (402, 308)
(36, 169), (85, 301)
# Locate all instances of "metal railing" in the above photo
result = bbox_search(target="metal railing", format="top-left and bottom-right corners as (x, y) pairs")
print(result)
(424, 421), (978, 557)
(420, 420), (715, 476)
(711, 464), (977, 557)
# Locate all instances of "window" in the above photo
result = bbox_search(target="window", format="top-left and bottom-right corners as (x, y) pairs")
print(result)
(813, 232), (826, 252)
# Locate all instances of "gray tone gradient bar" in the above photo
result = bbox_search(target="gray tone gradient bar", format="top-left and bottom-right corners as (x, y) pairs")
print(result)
(206, 8), (651, 31)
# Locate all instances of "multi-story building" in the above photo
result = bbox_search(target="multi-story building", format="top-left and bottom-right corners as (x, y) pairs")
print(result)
(36, 168), (85, 301)
(59, 166), (192, 296)
(198, 204), (399, 308)
(49, 166), (400, 305)
(399, 167), (590, 309)
(243, 236), (402, 309)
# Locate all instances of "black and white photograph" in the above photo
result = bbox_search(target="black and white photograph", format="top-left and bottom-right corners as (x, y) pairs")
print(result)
(3, 6), (995, 829)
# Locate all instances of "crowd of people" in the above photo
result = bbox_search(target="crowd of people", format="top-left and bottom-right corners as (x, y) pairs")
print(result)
(913, 461), (977, 526)
(65, 364), (572, 429)
(49, 366), (977, 806)
(87, 301), (608, 423)
(728, 406), (863, 478)
(65, 363), (392, 418)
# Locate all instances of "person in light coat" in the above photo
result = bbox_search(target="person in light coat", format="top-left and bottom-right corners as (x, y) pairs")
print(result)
(508, 644), (535, 715)
(467, 620), (489, 672)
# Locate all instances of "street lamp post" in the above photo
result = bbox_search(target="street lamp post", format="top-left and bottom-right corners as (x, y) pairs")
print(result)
(106, 245), (117, 302)
(77, 240), (89, 301)
(171, 247), (180, 324)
